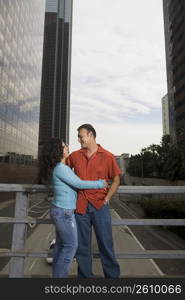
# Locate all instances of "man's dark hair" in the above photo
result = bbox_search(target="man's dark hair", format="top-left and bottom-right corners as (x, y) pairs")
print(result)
(77, 124), (96, 138)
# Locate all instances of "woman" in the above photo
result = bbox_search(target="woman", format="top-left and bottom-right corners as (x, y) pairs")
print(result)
(41, 138), (107, 277)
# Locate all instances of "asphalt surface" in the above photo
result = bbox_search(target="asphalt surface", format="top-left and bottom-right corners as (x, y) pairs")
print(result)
(1, 192), (185, 276)
(111, 194), (185, 276)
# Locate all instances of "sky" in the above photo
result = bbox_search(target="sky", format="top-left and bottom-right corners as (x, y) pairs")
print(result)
(69, 0), (167, 156)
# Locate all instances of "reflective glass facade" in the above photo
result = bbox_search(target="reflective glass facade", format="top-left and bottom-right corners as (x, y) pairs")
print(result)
(163, 0), (185, 143)
(38, 0), (73, 154)
(0, 0), (45, 159)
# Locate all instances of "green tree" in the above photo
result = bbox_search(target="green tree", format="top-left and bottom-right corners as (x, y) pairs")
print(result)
(127, 134), (185, 181)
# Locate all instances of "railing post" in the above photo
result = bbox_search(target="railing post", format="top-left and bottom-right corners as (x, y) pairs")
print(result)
(9, 192), (29, 278)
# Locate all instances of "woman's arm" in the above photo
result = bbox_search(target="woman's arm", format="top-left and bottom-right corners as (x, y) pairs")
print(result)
(55, 164), (106, 189)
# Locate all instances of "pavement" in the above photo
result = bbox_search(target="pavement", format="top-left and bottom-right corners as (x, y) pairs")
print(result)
(0, 209), (162, 278)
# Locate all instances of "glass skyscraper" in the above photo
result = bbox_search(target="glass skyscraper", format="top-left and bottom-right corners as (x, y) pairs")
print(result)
(0, 0), (45, 162)
(38, 0), (73, 154)
(163, 0), (185, 143)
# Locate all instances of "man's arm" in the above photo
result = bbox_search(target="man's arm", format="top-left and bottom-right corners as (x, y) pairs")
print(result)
(104, 175), (120, 204)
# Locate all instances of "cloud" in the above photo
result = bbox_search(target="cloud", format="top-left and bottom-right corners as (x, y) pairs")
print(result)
(70, 0), (167, 154)
(69, 120), (162, 156)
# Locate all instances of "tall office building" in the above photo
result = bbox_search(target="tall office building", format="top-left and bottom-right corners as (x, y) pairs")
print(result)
(163, 0), (185, 143)
(38, 0), (73, 156)
(162, 94), (170, 135)
(0, 0), (45, 163)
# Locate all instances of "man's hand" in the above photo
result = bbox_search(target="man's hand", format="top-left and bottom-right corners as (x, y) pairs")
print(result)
(104, 196), (110, 204)
(103, 175), (120, 204)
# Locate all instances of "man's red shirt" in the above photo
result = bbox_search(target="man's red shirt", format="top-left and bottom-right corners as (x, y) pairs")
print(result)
(66, 145), (122, 214)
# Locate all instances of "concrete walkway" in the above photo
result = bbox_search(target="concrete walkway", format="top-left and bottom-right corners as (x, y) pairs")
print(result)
(0, 209), (163, 277)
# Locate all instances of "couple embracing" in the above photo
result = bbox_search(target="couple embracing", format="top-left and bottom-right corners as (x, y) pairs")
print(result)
(42, 124), (121, 278)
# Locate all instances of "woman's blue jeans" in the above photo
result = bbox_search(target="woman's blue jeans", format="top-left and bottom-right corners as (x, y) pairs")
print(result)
(50, 205), (78, 278)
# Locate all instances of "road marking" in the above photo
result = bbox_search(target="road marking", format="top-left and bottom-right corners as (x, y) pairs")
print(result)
(119, 200), (185, 250)
(125, 225), (164, 276)
(117, 201), (137, 218)
(40, 209), (50, 219)
(113, 204), (164, 276)
(0, 199), (14, 210)
(29, 258), (38, 271)
(145, 227), (184, 250)
(27, 209), (50, 228)
(46, 230), (53, 240)
(29, 199), (46, 210)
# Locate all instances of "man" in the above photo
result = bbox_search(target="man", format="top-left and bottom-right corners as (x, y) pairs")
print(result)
(67, 124), (121, 278)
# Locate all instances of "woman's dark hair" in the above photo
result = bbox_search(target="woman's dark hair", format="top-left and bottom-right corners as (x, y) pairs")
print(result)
(39, 138), (64, 184)
(77, 124), (96, 138)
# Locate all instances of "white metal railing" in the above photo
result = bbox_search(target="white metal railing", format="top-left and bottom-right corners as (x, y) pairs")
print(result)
(0, 184), (185, 277)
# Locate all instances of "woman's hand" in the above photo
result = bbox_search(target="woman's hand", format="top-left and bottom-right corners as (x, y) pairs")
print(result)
(102, 179), (108, 189)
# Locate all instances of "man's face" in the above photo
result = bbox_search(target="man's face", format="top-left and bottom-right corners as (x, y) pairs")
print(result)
(78, 129), (92, 148)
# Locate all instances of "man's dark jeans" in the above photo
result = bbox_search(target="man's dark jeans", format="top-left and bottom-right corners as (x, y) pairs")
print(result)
(75, 202), (120, 278)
